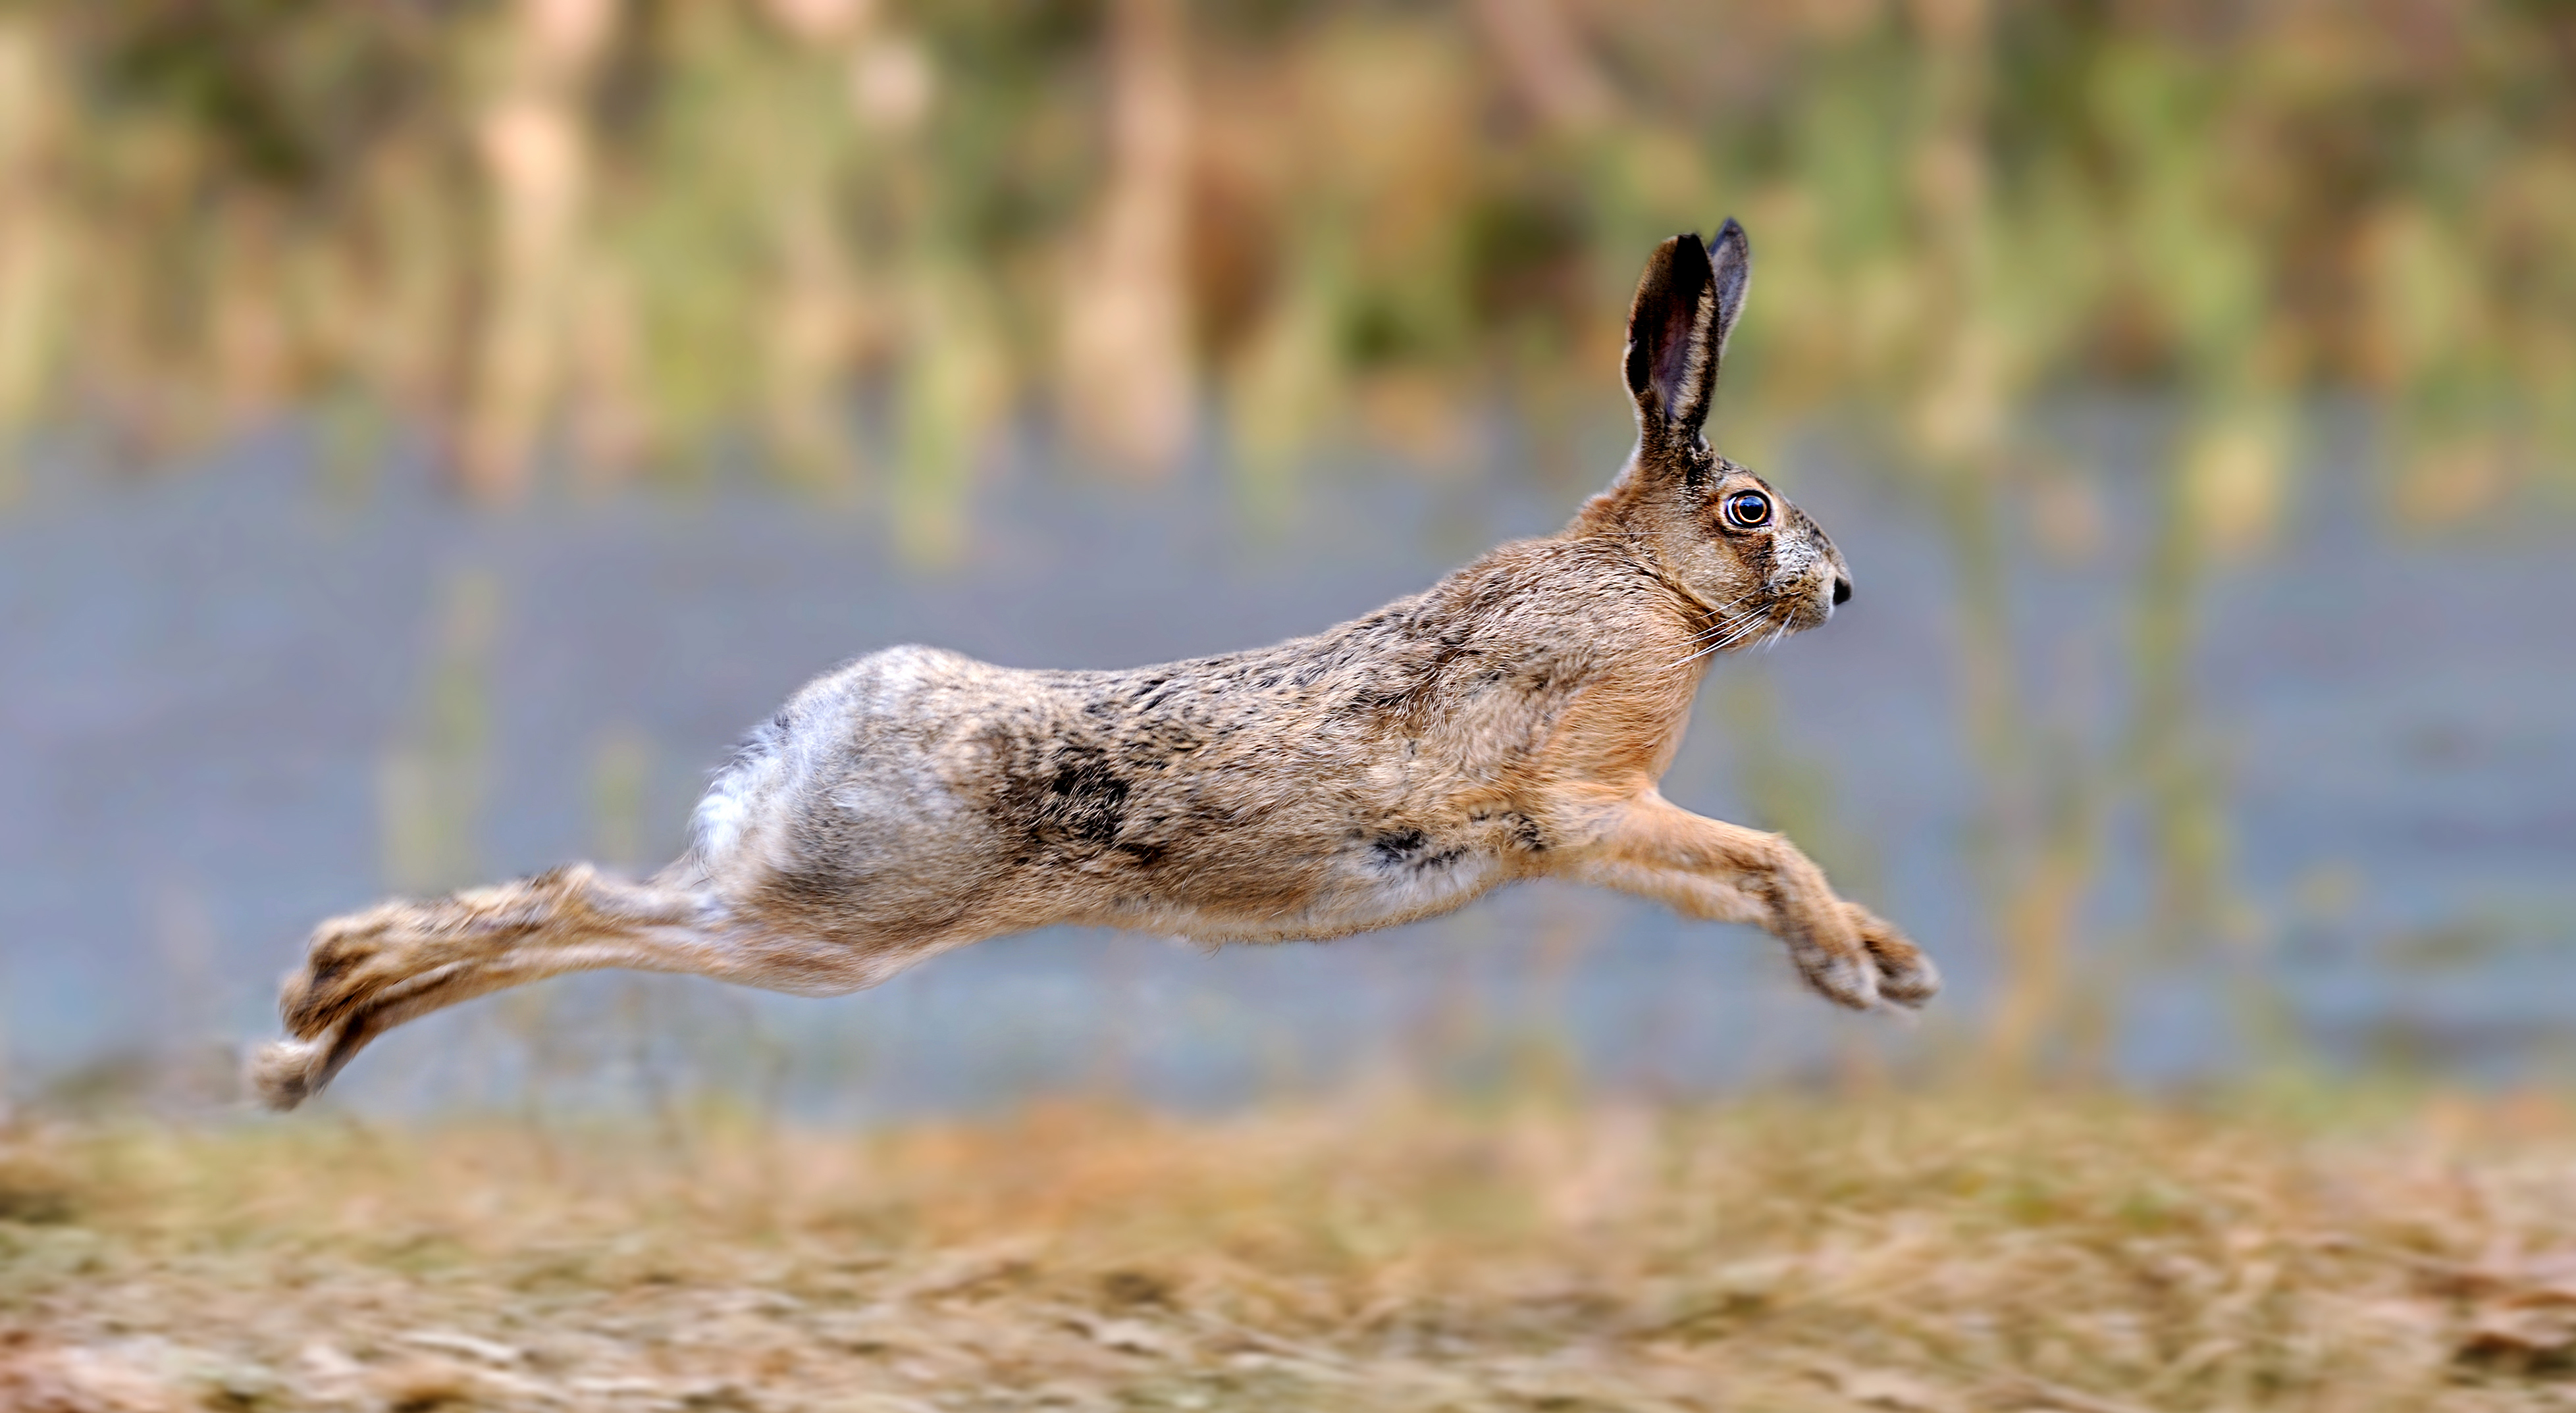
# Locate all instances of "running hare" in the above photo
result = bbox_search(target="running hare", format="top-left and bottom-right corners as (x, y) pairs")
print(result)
(253, 219), (1937, 1110)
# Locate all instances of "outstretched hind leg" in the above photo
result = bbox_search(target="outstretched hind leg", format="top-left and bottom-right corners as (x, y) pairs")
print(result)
(275, 865), (707, 1043)
(255, 866), (707, 1108)
(253, 866), (876, 1110)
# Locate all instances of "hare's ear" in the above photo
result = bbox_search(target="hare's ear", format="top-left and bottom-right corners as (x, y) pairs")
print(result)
(1621, 218), (1750, 437)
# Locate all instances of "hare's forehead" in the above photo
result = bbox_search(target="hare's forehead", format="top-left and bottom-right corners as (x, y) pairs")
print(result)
(1706, 454), (1762, 488)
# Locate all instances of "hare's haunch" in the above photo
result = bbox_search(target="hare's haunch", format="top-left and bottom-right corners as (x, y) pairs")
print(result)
(253, 220), (1937, 1110)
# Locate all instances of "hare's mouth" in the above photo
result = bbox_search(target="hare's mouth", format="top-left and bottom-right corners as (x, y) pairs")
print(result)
(1795, 582), (1840, 632)
(1763, 580), (1840, 640)
(1776, 598), (1827, 640)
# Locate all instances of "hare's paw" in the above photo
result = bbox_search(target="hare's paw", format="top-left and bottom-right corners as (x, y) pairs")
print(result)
(248, 1039), (333, 1111)
(1785, 920), (1881, 1012)
(279, 906), (421, 1040)
(1846, 903), (1939, 1010)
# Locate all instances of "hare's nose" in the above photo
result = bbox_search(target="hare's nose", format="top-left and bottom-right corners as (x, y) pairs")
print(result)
(1831, 575), (1853, 605)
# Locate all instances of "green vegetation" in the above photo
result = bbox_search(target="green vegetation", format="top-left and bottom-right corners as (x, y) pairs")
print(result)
(0, 1), (2567, 514)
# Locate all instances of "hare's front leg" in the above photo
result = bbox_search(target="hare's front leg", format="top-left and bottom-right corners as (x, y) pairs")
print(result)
(1565, 793), (1938, 1010)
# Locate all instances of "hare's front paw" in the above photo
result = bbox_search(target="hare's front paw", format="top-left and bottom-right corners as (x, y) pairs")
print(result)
(1786, 919), (1881, 1011)
(1845, 903), (1939, 1010)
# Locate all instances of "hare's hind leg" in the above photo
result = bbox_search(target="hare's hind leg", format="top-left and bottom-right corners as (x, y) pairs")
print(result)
(1565, 793), (1939, 1010)
(252, 865), (873, 1110)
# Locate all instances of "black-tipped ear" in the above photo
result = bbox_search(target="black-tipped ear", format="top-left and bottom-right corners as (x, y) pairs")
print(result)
(1622, 218), (1750, 436)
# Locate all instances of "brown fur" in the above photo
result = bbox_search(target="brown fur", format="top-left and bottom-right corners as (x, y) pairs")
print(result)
(251, 220), (1937, 1110)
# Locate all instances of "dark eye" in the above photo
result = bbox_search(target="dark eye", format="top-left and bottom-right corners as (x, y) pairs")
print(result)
(1722, 490), (1772, 528)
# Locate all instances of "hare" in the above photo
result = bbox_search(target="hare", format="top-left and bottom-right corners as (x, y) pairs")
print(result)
(252, 219), (1937, 1110)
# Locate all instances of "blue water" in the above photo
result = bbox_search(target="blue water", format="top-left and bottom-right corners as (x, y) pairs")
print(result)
(2, 405), (2570, 1116)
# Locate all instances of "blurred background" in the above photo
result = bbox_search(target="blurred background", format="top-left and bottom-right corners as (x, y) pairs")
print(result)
(1, 0), (2571, 1120)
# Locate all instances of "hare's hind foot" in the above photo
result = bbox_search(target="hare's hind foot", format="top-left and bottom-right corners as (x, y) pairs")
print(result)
(261, 865), (730, 1110)
(248, 1037), (340, 1111)
(277, 899), (447, 1042)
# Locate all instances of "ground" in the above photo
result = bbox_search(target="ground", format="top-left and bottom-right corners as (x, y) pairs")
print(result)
(3, 1087), (2575, 1411)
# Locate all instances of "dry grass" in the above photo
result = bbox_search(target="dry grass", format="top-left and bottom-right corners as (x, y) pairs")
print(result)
(3, 1088), (2575, 1411)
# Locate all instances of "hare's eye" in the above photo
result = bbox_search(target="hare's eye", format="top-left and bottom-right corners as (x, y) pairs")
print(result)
(1722, 490), (1772, 528)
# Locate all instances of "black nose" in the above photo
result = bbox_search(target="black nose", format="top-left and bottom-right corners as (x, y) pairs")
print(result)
(1831, 575), (1853, 605)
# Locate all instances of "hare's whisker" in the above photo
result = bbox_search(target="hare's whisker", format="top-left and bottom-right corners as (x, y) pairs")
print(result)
(1665, 605), (1774, 669)
(1681, 600), (1761, 646)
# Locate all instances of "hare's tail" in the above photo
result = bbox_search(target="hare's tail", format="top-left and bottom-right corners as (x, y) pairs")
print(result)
(251, 864), (729, 1110)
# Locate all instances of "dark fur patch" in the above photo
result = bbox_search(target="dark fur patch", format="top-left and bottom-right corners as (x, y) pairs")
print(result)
(1034, 746), (1128, 848)
(1370, 827), (1465, 873)
(1371, 828), (1428, 863)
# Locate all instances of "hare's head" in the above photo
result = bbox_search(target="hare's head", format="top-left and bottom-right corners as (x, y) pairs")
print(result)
(1596, 220), (1851, 643)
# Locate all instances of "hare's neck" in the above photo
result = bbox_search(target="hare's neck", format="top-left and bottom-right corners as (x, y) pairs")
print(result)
(1527, 521), (1729, 707)
(1556, 495), (1725, 630)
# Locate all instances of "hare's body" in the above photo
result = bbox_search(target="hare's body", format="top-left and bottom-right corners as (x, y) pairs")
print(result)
(687, 534), (1688, 958)
(255, 220), (1939, 1110)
